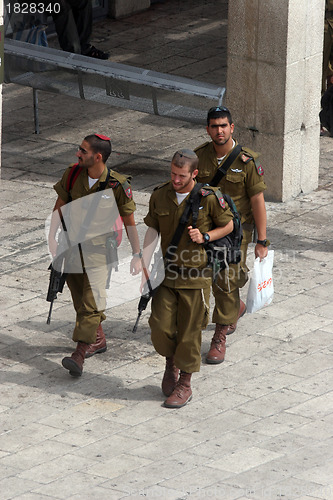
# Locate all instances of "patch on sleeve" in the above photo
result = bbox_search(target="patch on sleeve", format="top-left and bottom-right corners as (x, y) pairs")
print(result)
(125, 186), (133, 199)
(108, 180), (119, 188)
(256, 164), (264, 176)
(218, 195), (226, 208)
(214, 191), (225, 208)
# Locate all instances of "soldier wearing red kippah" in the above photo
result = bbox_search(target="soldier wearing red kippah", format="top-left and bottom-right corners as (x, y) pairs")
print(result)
(48, 134), (141, 376)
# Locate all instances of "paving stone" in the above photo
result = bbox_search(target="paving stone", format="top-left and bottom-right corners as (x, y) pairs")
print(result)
(256, 431), (316, 455)
(99, 451), (213, 498)
(0, 477), (43, 500)
(294, 460), (333, 487)
(208, 445), (283, 474)
(288, 368), (333, 396)
(236, 388), (313, 419)
(242, 410), (313, 438)
(30, 471), (111, 499)
(278, 351), (333, 379)
(0, 423), (62, 453)
(261, 477), (332, 500)
(286, 392), (333, 419)
(291, 412), (333, 441)
(233, 370), (303, 399)
(0, 0), (332, 498)
(179, 409), (259, 441)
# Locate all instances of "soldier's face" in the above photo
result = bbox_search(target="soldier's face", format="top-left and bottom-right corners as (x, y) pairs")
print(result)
(206, 117), (234, 146)
(171, 163), (198, 193)
(76, 140), (97, 169)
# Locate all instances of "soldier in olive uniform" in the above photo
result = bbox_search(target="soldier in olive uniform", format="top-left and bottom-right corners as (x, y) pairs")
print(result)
(48, 134), (141, 377)
(323, 0), (333, 94)
(195, 107), (268, 364)
(142, 149), (234, 408)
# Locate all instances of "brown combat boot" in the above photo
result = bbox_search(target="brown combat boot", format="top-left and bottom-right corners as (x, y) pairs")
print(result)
(62, 341), (89, 377)
(164, 371), (192, 408)
(226, 299), (247, 335)
(161, 356), (179, 397)
(85, 323), (107, 358)
(206, 324), (227, 364)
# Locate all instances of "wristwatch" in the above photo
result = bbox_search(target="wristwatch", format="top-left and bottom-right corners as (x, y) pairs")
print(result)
(202, 233), (210, 243)
(257, 239), (270, 247)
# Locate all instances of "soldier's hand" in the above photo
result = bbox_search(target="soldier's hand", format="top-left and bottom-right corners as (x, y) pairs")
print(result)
(188, 226), (204, 244)
(130, 256), (142, 275)
(255, 243), (268, 261)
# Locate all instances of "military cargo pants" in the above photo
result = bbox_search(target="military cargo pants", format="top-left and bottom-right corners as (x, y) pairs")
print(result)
(149, 284), (210, 373)
(66, 265), (107, 344)
(212, 240), (249, 325)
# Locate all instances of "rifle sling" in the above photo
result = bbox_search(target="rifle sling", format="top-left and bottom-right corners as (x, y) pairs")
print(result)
(164, 183), (203, 262)
(209, 144), (242, 187)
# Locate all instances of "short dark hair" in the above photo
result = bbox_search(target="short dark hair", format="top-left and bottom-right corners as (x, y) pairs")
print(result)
(172, 149), (199, 173)
(207, 106), (233, 126)
(84, 134), (112, 163)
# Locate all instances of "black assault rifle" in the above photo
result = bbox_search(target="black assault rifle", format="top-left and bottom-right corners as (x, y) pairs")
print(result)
(46, 207), (70, 325)
(132, 252), (163, 333)
(46, 256), (67, 324)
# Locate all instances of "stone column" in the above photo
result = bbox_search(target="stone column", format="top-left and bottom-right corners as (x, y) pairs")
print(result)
(0, 1), (3, 172)
(226, 0), (325, 201)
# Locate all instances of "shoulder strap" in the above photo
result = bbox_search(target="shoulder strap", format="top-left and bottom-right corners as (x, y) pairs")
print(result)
(66, 164), (82, 200)
(164, 183), (203, 262)
(66, 165), (111, 200)
(97, 168), (111, 192)
(210, 144), (242, 187)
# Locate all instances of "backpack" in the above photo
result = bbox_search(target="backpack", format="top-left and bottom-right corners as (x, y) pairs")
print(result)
(66, 163), (123, 247)
(191, 185), (243, 278)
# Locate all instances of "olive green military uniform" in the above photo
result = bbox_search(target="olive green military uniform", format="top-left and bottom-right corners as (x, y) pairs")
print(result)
(195, 140), (266, 325)
(323, 0), (333, 93)
(144, 181), (233, 373)
(54, 164), (136, 344)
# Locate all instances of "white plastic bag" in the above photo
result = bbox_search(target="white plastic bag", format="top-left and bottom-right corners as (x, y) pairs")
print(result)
(246, 250), (274, 313)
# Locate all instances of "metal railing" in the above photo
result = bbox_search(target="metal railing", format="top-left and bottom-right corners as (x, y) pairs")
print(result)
(4, 38), (225, 132)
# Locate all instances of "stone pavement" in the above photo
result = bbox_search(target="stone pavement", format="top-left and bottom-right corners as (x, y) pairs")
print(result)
(0, 1), (333, 499)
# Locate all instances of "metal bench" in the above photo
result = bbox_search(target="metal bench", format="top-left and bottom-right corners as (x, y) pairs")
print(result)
(4, 38), (225, 133)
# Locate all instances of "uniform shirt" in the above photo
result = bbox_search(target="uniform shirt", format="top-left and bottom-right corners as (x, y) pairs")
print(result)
(195, 140), (266, 239)
(144, 181), (233, 289)
(54, 164), (136, 217)
(54, 165), (136, 250)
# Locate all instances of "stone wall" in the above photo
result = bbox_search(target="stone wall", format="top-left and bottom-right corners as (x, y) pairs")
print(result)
(226, 0), (325, 201)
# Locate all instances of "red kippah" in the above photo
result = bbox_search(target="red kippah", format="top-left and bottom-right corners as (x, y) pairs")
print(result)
(95, 134), (111, 141)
